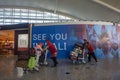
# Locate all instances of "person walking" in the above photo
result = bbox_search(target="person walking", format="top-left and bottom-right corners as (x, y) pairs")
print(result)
(45, 39), (58, 67)
(83, 39), (98, 62)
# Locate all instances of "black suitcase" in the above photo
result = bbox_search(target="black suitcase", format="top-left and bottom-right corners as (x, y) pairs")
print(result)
(39, 52), (45, 64)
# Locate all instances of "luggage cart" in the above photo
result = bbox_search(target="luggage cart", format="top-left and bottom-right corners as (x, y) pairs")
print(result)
(70, 42), (87, 64)
(39, 49), (48, 66)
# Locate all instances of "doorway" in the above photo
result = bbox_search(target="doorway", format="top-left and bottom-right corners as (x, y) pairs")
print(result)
(0, 30), (14, 55)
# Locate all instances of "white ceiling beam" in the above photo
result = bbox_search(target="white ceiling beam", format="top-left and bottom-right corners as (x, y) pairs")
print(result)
(93, 0), (120, 13)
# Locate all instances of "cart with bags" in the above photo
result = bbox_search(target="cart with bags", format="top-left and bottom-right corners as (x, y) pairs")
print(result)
(39, 47), (48, 66)
(70, 42), (88, 64)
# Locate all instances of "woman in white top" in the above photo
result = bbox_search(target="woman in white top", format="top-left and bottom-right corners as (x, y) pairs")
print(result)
(34, 42), (43, 66)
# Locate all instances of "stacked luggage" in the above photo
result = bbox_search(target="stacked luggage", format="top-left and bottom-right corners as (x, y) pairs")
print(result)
(27, 48), (48, 71)
(15, 47), (49, 74)
(70, 42), (88, 64)
(15, 51), (29, 74)
(15, 49), (39, 74)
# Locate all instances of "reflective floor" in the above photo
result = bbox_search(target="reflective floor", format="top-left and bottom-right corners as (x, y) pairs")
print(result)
(0, 54), (120, 80)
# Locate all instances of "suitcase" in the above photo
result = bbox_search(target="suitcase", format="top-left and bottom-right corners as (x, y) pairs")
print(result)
(39, 53), (45, 64)
(28, 56), (36, 70)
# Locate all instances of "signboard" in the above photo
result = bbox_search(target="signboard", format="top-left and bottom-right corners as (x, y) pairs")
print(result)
(31, 24), (120, 59)
(31, 24), (87, 58)
(18, 34), (28, 48)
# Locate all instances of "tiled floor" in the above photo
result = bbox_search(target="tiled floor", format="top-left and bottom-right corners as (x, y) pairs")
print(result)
(0, 55), (120, 80)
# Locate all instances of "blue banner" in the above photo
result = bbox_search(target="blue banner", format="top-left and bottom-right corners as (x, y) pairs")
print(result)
(31, 24), (120, 59)
(31, 24), (87, 59)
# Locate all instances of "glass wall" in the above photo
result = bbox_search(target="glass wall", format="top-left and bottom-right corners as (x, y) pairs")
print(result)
(0, 8), (77, 25)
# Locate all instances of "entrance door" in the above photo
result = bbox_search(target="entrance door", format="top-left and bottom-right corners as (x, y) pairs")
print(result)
(0, 30), (14, 55)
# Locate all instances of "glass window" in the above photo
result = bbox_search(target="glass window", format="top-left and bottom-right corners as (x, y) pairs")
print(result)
(0, 19), (3, 21)
(14, 19), (21, 23)
(14, 12), (20, 15)
(59, 15), (66, 19)
(0, 12), (3, 17)
(13, 8), (20, 12)
(36, 16), (43, 19)
(4, 8), (12, 12)
(37, 11), (43, 14)
(21, 20), (28, 23)
(21, 13), (28, 16)
(21, 9), (28, 13)
(4, 23), (11, 25)
(29, 20), (36, 23)
(4, 12), (12, 17)
(36, 20), (43, 23)
(0, 8), (76, 25)
(0, 9), (4, 11)
(0, 22), (3, 25)
(4, 19), (11, 22)
(29, 13), (36, 16)
(29, 10), (36, 13)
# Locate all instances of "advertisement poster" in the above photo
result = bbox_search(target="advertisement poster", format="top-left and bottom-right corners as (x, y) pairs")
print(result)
(18, 34), (28, 48)
(31, 24), (87, 58)
(86, 24), (119, 58)
(31, 24), (120, 59)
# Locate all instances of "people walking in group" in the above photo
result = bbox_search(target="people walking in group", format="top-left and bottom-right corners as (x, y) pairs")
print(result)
(83, 39), (98, 62)
(45, 38), (58, 67)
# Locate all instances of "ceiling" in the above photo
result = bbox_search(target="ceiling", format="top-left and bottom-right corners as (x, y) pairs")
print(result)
(0, 0), (120, 23)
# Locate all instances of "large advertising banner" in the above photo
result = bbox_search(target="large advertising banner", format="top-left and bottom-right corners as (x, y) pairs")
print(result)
(116, 26), (120, 58)
(86, 24), (120, 58)
(31, 24), (120, 59)
(31, 24), (87, 58)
